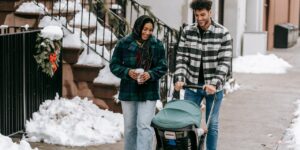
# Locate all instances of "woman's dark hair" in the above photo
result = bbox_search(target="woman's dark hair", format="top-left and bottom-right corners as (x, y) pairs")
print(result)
(190, 0), (212, 11)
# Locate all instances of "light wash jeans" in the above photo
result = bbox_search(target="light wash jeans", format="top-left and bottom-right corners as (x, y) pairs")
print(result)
(184, 86), (223, 150)
(121, 100), (157, 150)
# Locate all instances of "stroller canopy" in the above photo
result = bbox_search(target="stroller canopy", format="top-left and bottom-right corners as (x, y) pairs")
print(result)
(152, 100), (201, 129)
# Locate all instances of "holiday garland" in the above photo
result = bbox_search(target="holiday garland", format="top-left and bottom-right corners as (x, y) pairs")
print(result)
(34, 33), (62, 77)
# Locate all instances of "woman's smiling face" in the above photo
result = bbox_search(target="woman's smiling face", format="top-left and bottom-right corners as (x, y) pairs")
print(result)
(141, 23), (153, 41)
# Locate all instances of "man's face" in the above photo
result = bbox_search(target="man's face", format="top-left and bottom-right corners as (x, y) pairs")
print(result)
(194, 9), (211, 28)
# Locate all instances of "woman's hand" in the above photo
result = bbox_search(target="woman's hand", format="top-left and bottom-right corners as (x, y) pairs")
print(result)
(128, 69), (138, 80)
(138, 72), (151, 84)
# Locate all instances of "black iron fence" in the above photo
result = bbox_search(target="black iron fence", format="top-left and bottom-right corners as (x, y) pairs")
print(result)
(0, 28), (62, 136)
(33, 0), (124, 62)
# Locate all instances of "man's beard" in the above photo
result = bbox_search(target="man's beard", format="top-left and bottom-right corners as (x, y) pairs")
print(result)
(198, 19), (210, 29)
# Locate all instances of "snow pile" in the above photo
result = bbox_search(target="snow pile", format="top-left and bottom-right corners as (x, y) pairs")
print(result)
(64, 28), (89, 43)
(62, 33), (83, 49)
(76, 45), (105, 67)
(25, 96), (124, 146)
(69, 9), (97, 27)
(22, 24), (30, 30)
(40, 26), (63, 41)
(233, 53), (292, 74)
(89, 27), (118, 44)
(0, 134), (38, 150)
(90, 44), (111, 61)
(38, 16), (67, 28)
(16, 2), (47, 14)
(287, 100), (300, 149)
(111, 4), (122, 10)
(223, 79), (240, 94)
(113, 92), (120, 103)
(53, 0), (82, 12)
(94, 62), (121, 87)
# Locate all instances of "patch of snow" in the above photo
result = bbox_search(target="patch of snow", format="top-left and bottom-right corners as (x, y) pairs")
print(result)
(38, 16), (67, 28)
(62, 29), (83, 49)
(25, 96), (123, 146)
(0, 134), (38, 150)
(93, 62), (121, 87)
(40, 26), (63, 41)
(69, 9), (97, 27)
(111, 4), (122, 10)
(90, 44), (112, 61)
(287, 100), (300, 149)
(223, 80), (240, 94)
(16, 2), (48, 14)
(53, 0), (82, 12)
(89, 27), (118, 44)
(76, 45), (104, 67)
(22, 24), (30, 30)
(113, 92), (120, 104)
(233, 53), (292, 74)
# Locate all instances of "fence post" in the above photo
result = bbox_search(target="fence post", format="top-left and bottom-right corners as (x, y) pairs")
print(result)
(22, 33), (27, 127)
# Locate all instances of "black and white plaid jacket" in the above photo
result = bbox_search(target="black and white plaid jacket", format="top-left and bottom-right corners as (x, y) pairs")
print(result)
(174, 20), (233, 91)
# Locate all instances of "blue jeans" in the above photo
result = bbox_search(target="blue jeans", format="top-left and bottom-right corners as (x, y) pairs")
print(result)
(184, 86), (223, 150)
(121, 100), (156, 150)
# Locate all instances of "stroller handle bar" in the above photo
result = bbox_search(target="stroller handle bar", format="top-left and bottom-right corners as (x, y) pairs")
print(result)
(183, 85), (203, 89)
(172, 85), (203, 99)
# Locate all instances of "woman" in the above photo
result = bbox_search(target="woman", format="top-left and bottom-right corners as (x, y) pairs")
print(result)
(109, 15), (167, 150)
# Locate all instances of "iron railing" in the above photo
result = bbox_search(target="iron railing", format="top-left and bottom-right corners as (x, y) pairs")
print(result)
(33, 0), (123, 62)
(30, 0), (179, 102)
(0, 27), (62, 136)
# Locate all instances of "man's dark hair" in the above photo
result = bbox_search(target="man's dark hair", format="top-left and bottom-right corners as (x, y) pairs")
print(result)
(190, 0), (212, 11)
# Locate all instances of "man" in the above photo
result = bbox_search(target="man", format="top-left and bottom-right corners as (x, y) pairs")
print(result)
(174, 0), (233, 149)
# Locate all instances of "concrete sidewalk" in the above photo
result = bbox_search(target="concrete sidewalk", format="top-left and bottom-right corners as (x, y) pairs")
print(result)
(21, 39), (300, 150)
(218, 39), (300, 150)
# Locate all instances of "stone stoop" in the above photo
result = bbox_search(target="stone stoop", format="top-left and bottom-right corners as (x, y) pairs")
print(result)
(76, 81), (94, 98)
(72, 64), (103, 82)
(92, 83), (118, 99)
(92, 97), (110, 110)
(62, 47), (83, 64)
(102, 97), (122, 113)
(62, 62), (78, 99)
(92, 83), (122, 113)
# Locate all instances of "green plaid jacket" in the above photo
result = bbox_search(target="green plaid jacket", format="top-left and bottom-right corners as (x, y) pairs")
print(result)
(109, 34), (167, 101)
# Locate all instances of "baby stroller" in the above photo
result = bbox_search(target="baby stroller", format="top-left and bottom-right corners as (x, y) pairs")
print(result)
(151, 85), (216, 150)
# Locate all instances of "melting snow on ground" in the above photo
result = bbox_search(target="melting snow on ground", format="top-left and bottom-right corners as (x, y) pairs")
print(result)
(283, 99), (300, 149)
(0, 134), (38, 150)
(25, 96), (124, 146)
(233, 53), (292, 74)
